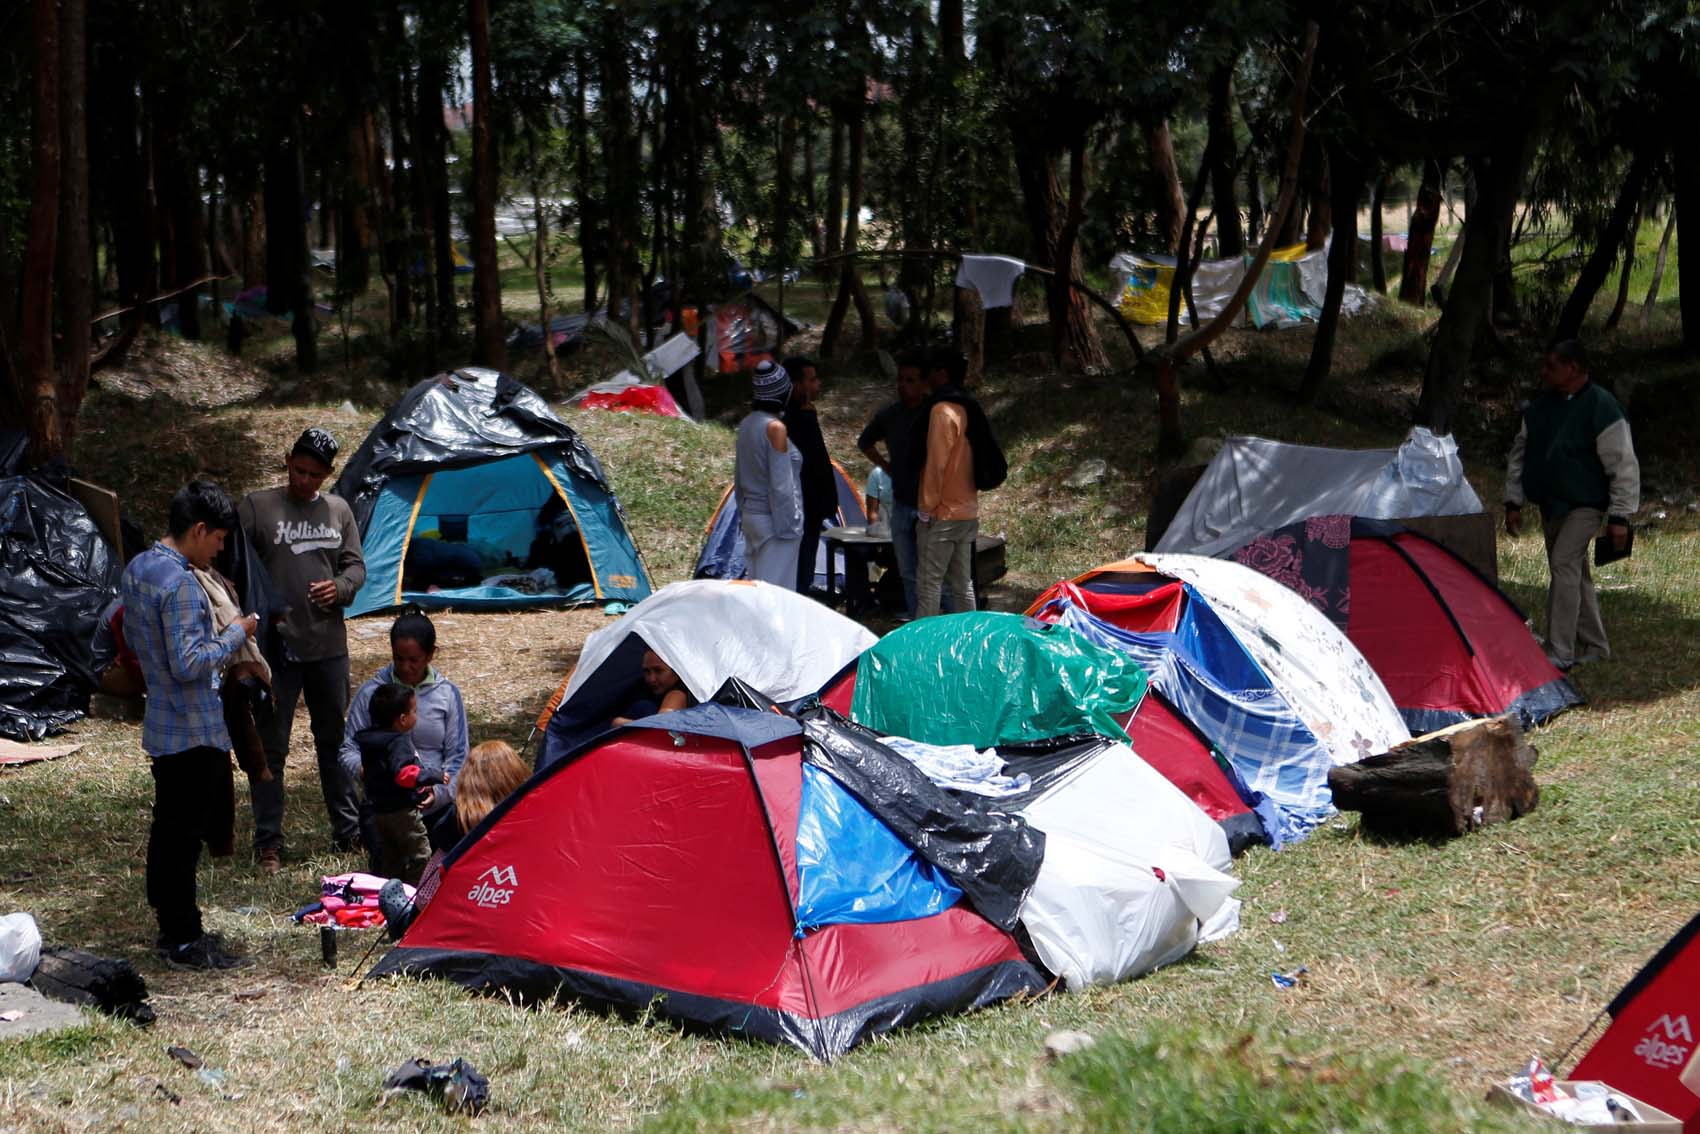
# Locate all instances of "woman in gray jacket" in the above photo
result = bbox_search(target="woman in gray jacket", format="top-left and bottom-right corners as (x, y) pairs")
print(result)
(338, 608), (470, 855)
(734, 360), (805, 588)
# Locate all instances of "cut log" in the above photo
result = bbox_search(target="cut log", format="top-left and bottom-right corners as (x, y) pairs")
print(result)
(29, 947), (156, 1026)
(1327, 715), (1538, 838)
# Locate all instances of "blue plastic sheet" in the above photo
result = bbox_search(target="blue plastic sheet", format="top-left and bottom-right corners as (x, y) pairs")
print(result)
(793, 765), (962, 934)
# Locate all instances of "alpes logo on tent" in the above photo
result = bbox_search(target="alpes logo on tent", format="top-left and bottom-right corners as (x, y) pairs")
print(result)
(468, 865), (518, 909)
(1634, 1014), (1693, 1070)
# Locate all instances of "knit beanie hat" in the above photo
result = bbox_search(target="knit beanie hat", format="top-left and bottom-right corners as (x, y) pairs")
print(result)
(751, 360), (791, 406)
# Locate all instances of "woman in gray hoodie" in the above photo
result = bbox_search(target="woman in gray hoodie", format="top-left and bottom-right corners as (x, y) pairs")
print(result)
(338, 608), (470, 851)
(733, 360), (805, 588)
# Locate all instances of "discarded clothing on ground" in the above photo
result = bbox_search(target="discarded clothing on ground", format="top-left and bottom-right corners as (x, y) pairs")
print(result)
(382, 1057), (489, 1116)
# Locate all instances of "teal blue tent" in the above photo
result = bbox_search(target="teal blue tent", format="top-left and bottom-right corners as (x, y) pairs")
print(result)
(335, 368), (651, 616)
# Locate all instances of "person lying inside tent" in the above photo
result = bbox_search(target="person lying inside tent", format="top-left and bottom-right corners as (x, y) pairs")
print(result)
(611, 647), (695, 726)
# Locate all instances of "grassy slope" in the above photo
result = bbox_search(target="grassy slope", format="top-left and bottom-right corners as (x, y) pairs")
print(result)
(3, 266), (1695, 1132)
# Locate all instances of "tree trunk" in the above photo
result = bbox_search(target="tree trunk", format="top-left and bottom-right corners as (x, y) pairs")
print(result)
(1304, 142), (1330, 250)
(336, 115), (375, 298)
(1012, 132), (1106, 371)
(264, 119), (315, 372)
(1207, 61), (1244, 257)
(822, 98), (877, 356)
(1166, 134), (1216, 346)
(1640, 206), (1677, 326)
(1555, 147), (1653, 342)
(774, 113), (795, 336)
(896, 13), (930, 339)
(939, 0), (965, 70)
(1368, 172), (1387, 293)
(1141, 113), (1185, 255)
(1603, 204), (1640, 332)
(819, 107), (877, 358)
(1672, 138), (1700, 351)
(955, 284), (984, 386)
(1300, 145), (1365, 401)
(414, 39), (452, 351)
(157, 118), (206, 341)
(1148, 20), (1318, 458)
(1433, 220), (1466, 304)
(802, 119), (822, 261)
(531, 159), (559, 386)
(1246, 158), (1264, 245)
(601, 18), (642, 338)
(468, 0), (505, 367)
(824, 118), (844, 259)
(1400, 158), (1441, 305)
(572, 52), (599, 313)
(96, 18), (155, 329)
(384, 11), (412, 330)
(1416, 132), (1534, 434)
(57, 0), (91, 459)
(240, 191), (266, 288)
(20, 0), (63, 463)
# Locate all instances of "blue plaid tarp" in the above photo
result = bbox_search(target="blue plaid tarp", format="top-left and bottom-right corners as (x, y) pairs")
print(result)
(1042, 587), (1337, 844)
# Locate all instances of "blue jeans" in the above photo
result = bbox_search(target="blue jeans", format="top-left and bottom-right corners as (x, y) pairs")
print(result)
(889, 499), (920, 616)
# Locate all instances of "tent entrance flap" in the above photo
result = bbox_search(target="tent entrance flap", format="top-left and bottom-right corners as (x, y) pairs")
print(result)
(395, 453), (596, 607)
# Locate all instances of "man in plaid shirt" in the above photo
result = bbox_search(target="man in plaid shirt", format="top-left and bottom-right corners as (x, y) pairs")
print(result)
(121, 481), (259, 969)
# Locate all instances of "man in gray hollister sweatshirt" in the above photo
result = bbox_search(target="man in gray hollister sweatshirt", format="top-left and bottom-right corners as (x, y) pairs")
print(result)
(239, 428), (367, 869)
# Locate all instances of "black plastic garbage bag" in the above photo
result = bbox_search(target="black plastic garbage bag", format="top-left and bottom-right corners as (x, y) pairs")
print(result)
(0, 475), (120, 741)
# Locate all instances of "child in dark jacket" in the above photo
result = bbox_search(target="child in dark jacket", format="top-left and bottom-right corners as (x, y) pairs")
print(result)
(355, 682), (441, 885)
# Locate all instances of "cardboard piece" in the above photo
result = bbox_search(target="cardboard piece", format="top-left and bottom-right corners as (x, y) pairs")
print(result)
(0, 738), (81, 767)
(1395, 511), (1498, 583)
(1488, 1079), (1683, 1132)
(67, 477), (122, 558)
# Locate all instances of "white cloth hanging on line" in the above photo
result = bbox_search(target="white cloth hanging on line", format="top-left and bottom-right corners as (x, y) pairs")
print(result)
(955, 254), (1027, 308)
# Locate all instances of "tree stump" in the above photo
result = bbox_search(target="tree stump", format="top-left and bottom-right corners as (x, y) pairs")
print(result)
(1327, 716), (1539, 838)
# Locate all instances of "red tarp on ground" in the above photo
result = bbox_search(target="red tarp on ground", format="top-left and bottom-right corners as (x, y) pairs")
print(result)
(575, 384), (684, 418)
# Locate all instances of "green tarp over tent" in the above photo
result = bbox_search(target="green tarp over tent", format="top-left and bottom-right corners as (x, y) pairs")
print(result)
(850, 612), (1148, 748)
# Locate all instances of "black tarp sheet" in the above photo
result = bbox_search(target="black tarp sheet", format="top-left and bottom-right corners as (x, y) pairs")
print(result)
(0, 475), (121, 740)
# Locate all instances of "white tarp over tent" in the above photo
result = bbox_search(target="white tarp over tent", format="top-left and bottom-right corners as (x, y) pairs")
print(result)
(1154, 428), (1483, 559)
(558, 580), (875, 711)
(1140, 553), (1411, 766)
(1014, 742), (1241, 991)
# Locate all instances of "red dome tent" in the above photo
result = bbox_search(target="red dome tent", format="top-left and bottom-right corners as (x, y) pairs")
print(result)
(370, 701), (1044, 1059)
(1227, 518), (1581, 732)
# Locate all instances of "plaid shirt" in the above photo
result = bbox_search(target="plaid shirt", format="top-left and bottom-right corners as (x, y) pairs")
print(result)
(120, 542), (247, 757)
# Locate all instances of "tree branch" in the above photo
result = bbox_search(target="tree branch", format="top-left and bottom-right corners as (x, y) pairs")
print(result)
(1157, 19), (1319, 366)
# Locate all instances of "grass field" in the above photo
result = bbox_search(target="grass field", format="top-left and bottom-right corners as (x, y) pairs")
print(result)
(2, 253), (1696, 1131)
